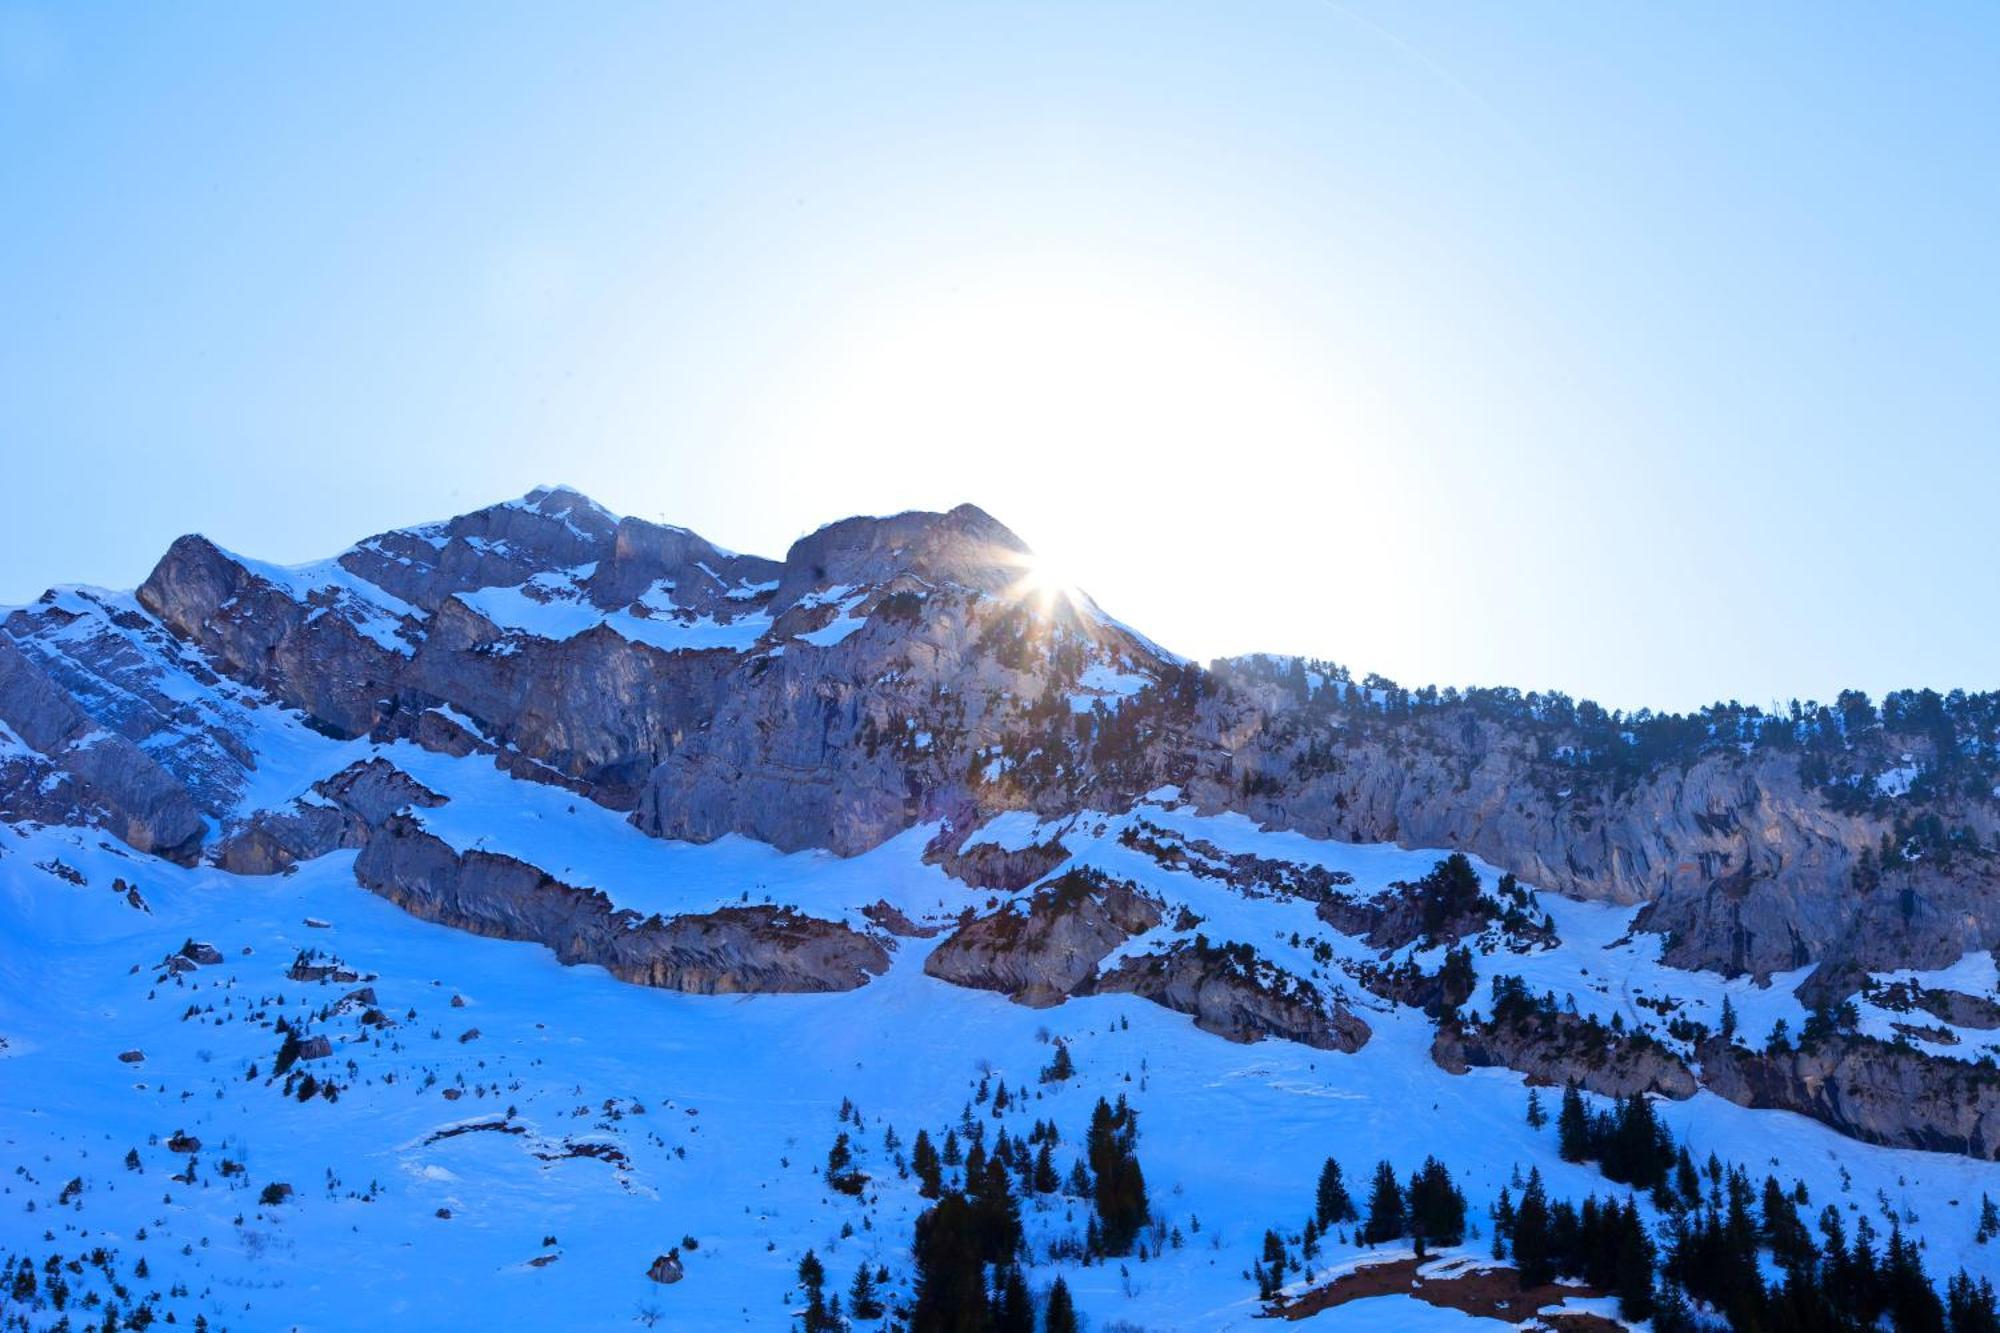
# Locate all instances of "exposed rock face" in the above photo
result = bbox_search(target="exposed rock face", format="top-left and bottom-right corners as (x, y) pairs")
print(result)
(606, 907), (889, 994)
(0, 736), (83, 830)
(1915, 987), (2000, 1031)
(1095, 940), (1370, 1052)
(925, 824), (1072, 892)
(337, 484), (778, 619)
(923, 869), (1162, 1006)
(625, 501), (1188, 856)
(212, 813), (340, 877)
(320, 757), (448, 824)
(215, 757), (446, 874)
(13, 485), (2000, 999)
(632, 575), (1162, 855)
(1698, 1035), (2000, 1159)
(1117, 817), (1354, 904)
(398, 599), (737, 810)
(861, 900), (937, 939)
(126, 487), (779, 812)
(1189, 662), (2000, 985)
(1432, 1015), (1696, 1100)
(354, 816), (888, 993)
(288, 952), (361, 984)
(137, 533), (414, 739)
(770, 503), (1028, 611)
(0, 634), (205, 862)
(2, 587), (265, 816)
(1313, 852), (1553, 955)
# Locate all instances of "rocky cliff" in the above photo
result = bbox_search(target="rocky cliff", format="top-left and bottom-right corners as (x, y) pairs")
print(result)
(9, 485), (2000, 1002)
(1184, 660), (2000, 986)
(0, 633), (205, 862)
(1699, 1035), (2000, 1159)
(923, 868), (1163, 1006)
(1095, 939), (1371, 1052)
(1432, 1014), (1697, 1100)
(355, 815), (889, 994)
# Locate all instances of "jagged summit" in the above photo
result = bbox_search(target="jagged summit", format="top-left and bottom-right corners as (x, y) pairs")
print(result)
(5, 489), (1177, 857)
(772, 501), (1036, 612)
(517, 481), (615, 515)
(128, 491), (1052, 636)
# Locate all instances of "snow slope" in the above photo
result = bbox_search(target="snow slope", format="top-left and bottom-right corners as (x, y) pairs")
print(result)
(6, 767), (2000, 1331)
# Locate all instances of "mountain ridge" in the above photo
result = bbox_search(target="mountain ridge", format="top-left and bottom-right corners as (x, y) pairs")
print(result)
(8, 487), (2000, 1329)
(6, 485), (2000, 993)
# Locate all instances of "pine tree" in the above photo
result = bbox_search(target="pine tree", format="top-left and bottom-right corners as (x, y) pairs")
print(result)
(1258, 1228), (1288, 1298)
(1948, 1271), (2000, 1333)
(796, 1250), (840, 1333)
(827, 1131), (863, 1195)
(847, 1264), (884, 1320)
(1086, 1096), (1148, 1256)
(992, 1265), (1033, 1333)
(1651, 1280), (1697, 1333)
(970, 1152), (1023, 1264)
(1405, 1157), (1467, 1252)
(1556, 1083), (1590, 1163)
(912, 1129), (942, 1199)
(1315, 1157), (1356, 1228)
(1513, 1168), (1552, 1288)
(1612, 1197), (1655, 1321)
(1043, 1276), (1079, 1333)
(1032, 1140), (1059, 1194)
(911, 1194), (990, 1332)
(1362, 1160), (1405, 1245)
(1525, 1087), (1546, 1129)
(1885, 1222), (1945, 1331)
(1674, 1147), (1700, 1210)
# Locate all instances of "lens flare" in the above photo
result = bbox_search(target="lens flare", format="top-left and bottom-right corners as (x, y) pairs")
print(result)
(1004, 549), (1081, 617)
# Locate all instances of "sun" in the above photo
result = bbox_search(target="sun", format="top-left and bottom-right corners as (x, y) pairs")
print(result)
(1004, 549), (1082, 617)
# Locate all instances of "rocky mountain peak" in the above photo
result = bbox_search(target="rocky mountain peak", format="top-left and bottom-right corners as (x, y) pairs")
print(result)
(769, 502), (1034, 613)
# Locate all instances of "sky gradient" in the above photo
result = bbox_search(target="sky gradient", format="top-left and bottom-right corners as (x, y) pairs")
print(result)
(3, 3), (1996, 711)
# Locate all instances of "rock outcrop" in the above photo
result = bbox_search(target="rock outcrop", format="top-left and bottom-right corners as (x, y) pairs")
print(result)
(136, 533), (415, 739)
(1095, 940), (1370, 1052)
(1188, 660), (2000, 986)
(925, 823), (1073, 892)
(0, 634), (205, 862)
(215, 757), (446, 874)
(1432, 1014), (1697, 1100)
(923, 869), (1162, 1006)
(354, 815), (888, 993)
(1698, 1035), (2000, 1159)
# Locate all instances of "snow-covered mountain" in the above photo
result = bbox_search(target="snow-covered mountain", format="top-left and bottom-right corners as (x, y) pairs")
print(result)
(6, 486), (2000, 1331)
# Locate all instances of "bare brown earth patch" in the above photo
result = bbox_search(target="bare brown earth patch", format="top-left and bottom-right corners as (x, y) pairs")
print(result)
(1268, 1254), (1617, 1328)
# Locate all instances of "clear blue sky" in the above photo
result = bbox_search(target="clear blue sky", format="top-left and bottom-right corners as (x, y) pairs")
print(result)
(3, 3), (1995, 711)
